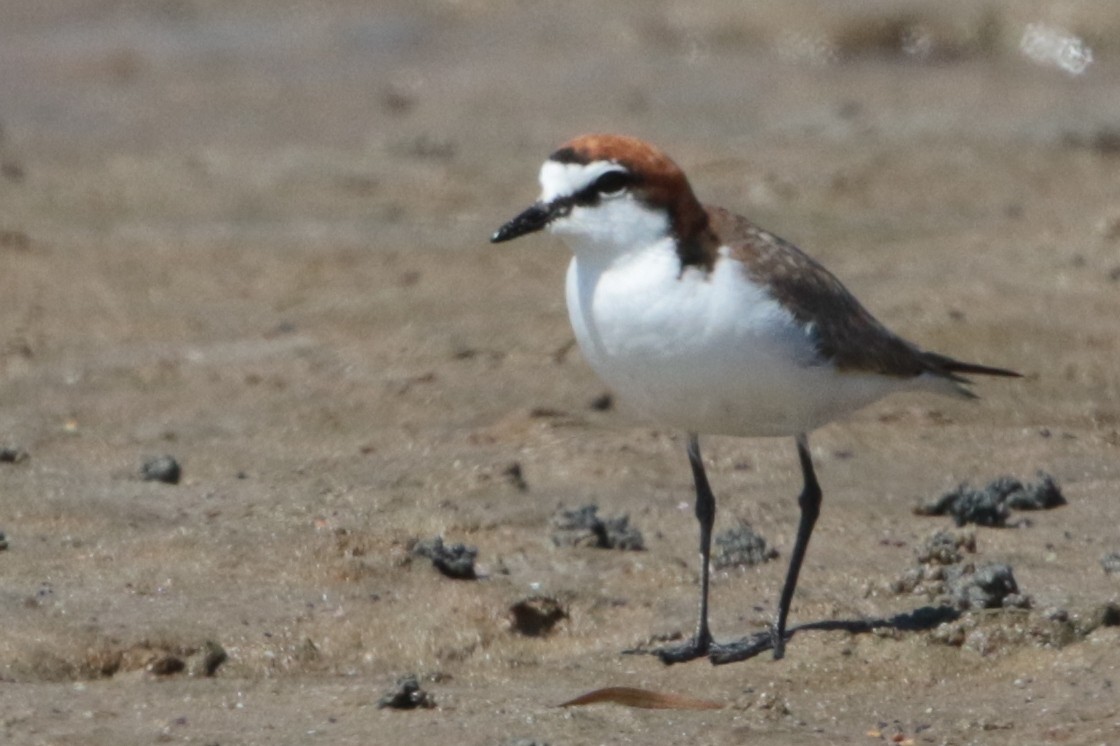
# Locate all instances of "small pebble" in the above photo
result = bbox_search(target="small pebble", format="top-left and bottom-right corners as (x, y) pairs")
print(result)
(503, 462), (529, 492)
(378, 674), (435, 710)
(1043, 606), (1070, 623)
(411, 536), (478, 580)
(1099, 552), (1120, 576)
(190, 640), (228, 677)
(589, 392), (613, 411)
(600, 513), (644, 550)
(141, 456), (181, 485)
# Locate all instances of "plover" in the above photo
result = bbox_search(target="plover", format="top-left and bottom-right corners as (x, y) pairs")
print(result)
(491, 134), (1019, 664)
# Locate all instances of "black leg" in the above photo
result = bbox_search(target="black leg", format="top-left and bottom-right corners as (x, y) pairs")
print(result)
(654, 433), (715, 664)
(771, 432), (821, 659)
(708, 432), (821, 665)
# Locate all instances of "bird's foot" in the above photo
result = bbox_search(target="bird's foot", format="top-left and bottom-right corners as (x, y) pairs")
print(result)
(654, 636), (710, 665)
(625, 629), (712, 665)
(709, 626), (788, 665)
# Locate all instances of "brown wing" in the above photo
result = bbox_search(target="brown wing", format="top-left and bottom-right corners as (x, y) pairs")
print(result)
(707, 206), (1019, 383)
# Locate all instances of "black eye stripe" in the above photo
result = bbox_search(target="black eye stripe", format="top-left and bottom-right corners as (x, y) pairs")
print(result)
(569, 169), (634, 206)
(593, 170), (632, 194)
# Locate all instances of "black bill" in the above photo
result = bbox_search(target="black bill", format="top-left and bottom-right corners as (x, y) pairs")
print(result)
(490, 202), (555, 243)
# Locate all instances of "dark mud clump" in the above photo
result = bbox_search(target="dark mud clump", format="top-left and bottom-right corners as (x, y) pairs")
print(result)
(191, 640), (228, 677)
(931, 602), (1120, 653)
(935, 487), (1010, 527)
(0, 446), (29, 463)
(549, 504), (644, 550)
(503, 462), (529, 492)
(892, 530), (1029, 610)
(712, 522), (778, 570)
(412, 536), (479, 580)
(65, 639), (230, 681)
(148, 655), (186, 676)
(881, 532), (1120, 657)
(948, 563), (1029, 611)
(914, 472), (1066, 527)
(508, 595), (568, 637)
(1003, 473), (1065, 510)
(378, 674), (435, 710)
(892, 529), (977, 599)
(917, 528), (976, 565)
(901, 545), (1120, 653)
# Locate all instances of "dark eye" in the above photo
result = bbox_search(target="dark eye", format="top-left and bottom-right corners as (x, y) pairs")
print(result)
(593, 170), (630, 195)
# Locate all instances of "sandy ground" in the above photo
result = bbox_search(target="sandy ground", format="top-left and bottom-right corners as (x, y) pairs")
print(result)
(2, 1), (1120, 744)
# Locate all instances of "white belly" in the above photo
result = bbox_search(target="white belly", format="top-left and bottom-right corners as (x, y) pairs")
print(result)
(564, 242), (903, 437)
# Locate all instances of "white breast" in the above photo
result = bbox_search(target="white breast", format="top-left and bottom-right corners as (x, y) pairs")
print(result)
(564, 241), (905, 437)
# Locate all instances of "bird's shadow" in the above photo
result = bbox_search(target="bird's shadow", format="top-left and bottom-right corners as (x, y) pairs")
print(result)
(629, 605), (962, 666)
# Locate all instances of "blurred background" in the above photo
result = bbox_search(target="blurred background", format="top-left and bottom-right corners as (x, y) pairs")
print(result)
(3, 1), (1119, 252)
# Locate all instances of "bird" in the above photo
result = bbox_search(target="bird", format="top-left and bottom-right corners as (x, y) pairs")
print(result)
(490, 134), (1020, 664)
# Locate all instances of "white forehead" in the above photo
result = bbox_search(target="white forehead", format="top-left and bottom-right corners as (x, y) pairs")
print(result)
(538, 160), (625, 202)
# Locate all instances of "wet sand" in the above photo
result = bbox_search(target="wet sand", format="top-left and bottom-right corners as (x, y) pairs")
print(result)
(2, 2), (1120, 744)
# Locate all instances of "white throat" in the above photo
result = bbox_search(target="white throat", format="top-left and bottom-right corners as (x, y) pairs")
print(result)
(551, 198), (672, 260)
(538, 160), (673, 261)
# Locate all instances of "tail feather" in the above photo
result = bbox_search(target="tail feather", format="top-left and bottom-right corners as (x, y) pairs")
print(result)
(922, 351), (1022, 389)
(932, 355), (1022, 380)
